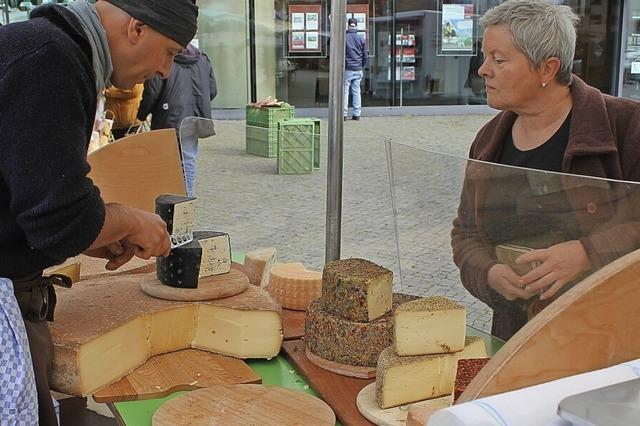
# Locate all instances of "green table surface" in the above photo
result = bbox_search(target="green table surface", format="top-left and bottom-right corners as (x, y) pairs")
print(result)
(112, 251), (504, 424)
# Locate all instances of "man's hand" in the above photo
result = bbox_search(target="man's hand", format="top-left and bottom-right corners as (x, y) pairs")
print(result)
(125, 208), (171, 259)
(517, 240), (592, 301)
(487, 264), (533, 301)
(84, 241), (136, 270)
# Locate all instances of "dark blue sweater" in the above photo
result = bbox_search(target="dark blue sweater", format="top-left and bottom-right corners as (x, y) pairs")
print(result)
(345, 29), (367, 71)
(0, 5), (105, 279)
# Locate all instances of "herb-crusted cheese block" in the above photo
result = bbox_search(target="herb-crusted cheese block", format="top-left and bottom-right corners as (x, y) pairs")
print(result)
(305, 293), (416, 367)
(321, 258), (393, 322)
(454, 358), (490, 403)
(375, 337), (487, 409)
(155, 194), (196, 246)
(394, 296), (466, 356)
(157, 231), (231, 288)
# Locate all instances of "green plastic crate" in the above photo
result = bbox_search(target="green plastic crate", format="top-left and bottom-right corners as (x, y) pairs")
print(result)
(278, 149), (313, 174)
(246, 104), (295, 128)
(281, 118), (320, 169)
(277, 120), (315, 150)
(246, 125), (277, 157)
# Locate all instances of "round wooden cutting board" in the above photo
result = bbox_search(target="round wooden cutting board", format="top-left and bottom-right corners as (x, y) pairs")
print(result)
(152, 384), (336, 426)
(140, 269), (249, 301)
(356, 383), (452, 426)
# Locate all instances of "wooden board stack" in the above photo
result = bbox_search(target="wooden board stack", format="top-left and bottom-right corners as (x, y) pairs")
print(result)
(268, 263), (322, 310)
(155, 194), (231, 288)
(371, 296), (488, 415)
(304, 258), (415, 373)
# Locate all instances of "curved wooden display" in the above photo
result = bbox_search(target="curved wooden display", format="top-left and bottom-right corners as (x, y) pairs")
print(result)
(152, 384), (336, 426)
(141, 269), (249, 301)
(306, 348), (377, 379)
(458, 248), (640, 403)
(88, 129), (186, 213)
(356, 383), (452, 426)
(46, 255), (155, 282)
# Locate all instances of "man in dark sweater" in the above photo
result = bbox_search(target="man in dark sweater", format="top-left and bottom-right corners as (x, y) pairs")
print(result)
(0, 0), (198, 424)
(344, 17), (368, 121)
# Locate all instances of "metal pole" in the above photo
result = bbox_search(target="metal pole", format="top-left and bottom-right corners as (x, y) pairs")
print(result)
(3, 1), (9, 25)
(325, 0), (347, 263)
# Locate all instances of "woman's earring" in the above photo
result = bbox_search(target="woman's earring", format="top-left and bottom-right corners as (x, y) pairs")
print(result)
(541, 81), (547, 88)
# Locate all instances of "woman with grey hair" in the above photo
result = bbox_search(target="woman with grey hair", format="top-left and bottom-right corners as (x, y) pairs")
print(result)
(451, 0), (640, 340)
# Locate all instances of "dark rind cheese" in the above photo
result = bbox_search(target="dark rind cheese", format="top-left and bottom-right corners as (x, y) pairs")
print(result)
(157, 231), (231, 288)
(155, 194), (196, 239)
(305, 293), (416, 367)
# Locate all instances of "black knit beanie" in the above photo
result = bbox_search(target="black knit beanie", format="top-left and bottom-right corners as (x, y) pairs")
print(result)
(104, 0), (198, 47)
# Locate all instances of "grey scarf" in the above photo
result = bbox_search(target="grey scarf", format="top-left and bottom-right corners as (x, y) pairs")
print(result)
(67, 0), (113, 94)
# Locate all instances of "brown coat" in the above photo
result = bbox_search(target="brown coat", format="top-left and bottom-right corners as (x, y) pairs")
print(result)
(451, 76), (640, 340)
(104, 84), (144, 130)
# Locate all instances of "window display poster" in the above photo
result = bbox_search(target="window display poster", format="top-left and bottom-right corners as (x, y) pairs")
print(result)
(306, 12), (319, 30)
(292, 13), (305, 30)
(440, 2), (475, 54)
(354, 13), (366, 30)
(306, 32), (319, 50)
(291, 31), (305, 49)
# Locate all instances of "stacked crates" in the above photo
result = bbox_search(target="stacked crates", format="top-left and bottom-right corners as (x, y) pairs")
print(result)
(277, 119), (315, 174)
(245, 104), (295, 158)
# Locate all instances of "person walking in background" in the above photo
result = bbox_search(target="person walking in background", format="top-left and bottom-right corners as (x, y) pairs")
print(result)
(104, 83), (144, 139)
(138, 43), (217, 196)
(344, 17), (367, 121)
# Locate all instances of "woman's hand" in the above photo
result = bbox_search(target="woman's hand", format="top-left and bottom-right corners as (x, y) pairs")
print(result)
(487, 264), (533, 301)
(517, 240), (592, 301)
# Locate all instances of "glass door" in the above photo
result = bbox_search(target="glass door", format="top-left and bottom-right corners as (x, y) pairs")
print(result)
(621, 0), (640, 100)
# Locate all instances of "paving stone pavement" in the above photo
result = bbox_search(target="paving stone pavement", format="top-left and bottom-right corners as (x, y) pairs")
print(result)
(193, 115), (496, 333)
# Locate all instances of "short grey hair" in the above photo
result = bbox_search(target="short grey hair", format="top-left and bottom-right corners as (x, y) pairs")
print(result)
(480, 0), (579, 85)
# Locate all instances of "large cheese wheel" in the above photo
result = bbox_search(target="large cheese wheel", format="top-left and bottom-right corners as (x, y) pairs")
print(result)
(268, 263), (322, 311)
(243, 247), (277, 287)
(49, 273), (282, 396)
(305, 294), (416, 367)
(156, 231), (231, 288)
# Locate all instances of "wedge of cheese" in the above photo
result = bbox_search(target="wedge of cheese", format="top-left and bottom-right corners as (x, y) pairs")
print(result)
(156, 231), (231, 288)
(305, 294), (416, 367)
(375, 337), (487, 409)
(268, 263), (322, 311)
(321, 258), (393, 322)
(243, 247), (277, 287)
(155, 194), (196, 245)
(50, 273), (282, 396)
(394, 296), (466, 356)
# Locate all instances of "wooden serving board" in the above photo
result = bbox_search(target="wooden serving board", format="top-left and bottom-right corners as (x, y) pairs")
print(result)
(282, 308), (305, 340)
(152, 384), (336, 426)
(93, 349), (261, 403)
(356, 383), (452, 426)
(283, 340), (375, 426)
(46, 255), (155, 282)
(140, 269), (249, 301)
(306, 348), (376, 379)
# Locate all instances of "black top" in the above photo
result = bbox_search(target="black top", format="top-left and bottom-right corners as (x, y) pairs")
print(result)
(0, 5), (105, 279)
(499, 111), (572, 172)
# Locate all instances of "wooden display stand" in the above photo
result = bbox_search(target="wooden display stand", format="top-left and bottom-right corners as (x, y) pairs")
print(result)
(458, 248), (640, 402)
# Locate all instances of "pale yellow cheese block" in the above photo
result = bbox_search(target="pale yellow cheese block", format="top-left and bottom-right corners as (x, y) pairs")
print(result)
(375, 337), (487, 409)
(50, 274), (282, 396)
(394, 297), (466, 356)
(243, 247), (277, 287)
(268, 263), (322, 311)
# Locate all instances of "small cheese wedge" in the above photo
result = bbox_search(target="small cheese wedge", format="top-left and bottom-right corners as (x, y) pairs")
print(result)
(50, 274), (282, 396)
(155, 194), (196, 240)
(244, 247), (277, 287)
(375, 336), (487, 409)
(394, 296), (466, 356)
(321, 258), (393, 322)
(268, 263), (322, 310)
(156, 231), (231, 288)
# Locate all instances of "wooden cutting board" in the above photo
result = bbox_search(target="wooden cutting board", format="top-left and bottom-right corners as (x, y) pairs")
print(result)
(282, 308), (305, 340)
(140, 270), (249, 301)
(283, 339), (375, 426)
(152, 384), (336, 426)
(93, 349), (261, 403)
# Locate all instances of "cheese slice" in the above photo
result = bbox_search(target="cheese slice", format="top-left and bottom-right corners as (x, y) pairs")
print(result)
(243, 247), (277, 287)
(375, 337), (487, 409)
(268, 263), (322, 310)
(156, 231), (231, 288)
(155, 194), (196, 242)
(49, 274), (282, 396)
(394, 297), (466, 356)
(321, 258), (393, 322)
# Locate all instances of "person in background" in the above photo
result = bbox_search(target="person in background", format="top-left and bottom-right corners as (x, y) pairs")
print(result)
(344, 17), (367, 121)
(138, 42), (217, 196)
(104, 83), (144, 139)
(451, 0), (640, 341)
(0, 0), (198, 423)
